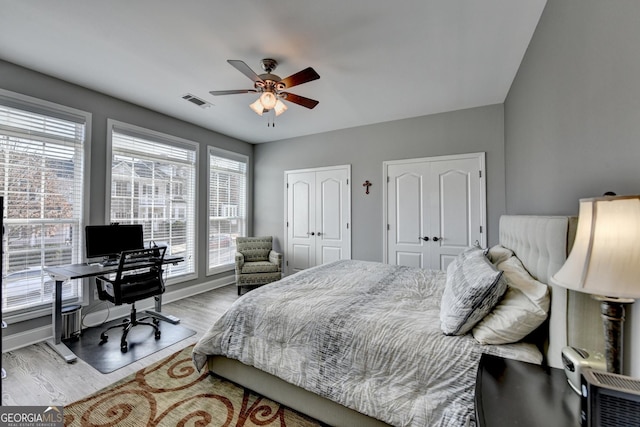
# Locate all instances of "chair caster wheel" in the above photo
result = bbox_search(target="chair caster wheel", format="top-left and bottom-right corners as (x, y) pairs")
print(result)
(100, 333), (108, 342)
(121, 342), (128, 353)
(153, 318), (160, 326)
(155, 330), (161, 339)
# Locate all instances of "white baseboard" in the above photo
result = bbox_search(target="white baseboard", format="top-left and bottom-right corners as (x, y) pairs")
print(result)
(3, 276), (234, 353)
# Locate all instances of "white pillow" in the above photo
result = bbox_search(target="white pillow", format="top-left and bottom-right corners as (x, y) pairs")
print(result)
(487, 244), (514, 265)
(440, 246), (507, 336)
(472, 255), (550, 345)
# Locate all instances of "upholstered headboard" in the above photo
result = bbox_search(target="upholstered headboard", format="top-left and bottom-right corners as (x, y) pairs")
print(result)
(498, 215), (580, 369)
(498, 215), (576, 284)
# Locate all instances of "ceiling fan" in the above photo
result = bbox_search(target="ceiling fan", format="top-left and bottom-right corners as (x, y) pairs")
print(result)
(210, 59), (320, 118)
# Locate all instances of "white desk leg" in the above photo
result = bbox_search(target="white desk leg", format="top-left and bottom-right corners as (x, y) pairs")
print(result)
(46, 279), (77, 363)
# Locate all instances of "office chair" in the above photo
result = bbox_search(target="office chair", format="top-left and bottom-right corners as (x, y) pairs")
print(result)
(95, 246), (166, 353)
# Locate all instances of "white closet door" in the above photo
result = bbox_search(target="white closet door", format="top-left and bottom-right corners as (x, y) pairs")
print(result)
(287, 171), (316, 274)
(286, 166), (351, 275)
(387, 162), (429, 268)
(385, 153), (486, 270)
(315, 169), (350, 265)
(428, 156), (485, 270)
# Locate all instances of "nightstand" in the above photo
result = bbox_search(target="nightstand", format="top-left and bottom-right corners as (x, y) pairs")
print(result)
(475, 353), (581, 427)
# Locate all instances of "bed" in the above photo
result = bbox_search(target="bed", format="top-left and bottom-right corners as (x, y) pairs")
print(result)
(192, 215), (578, 427)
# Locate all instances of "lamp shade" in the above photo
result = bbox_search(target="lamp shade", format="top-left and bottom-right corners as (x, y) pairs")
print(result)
(274, 99), (288, 117)
(259, 91), (277, 110)
(551, 195), (640, 298)
(249, 98), (264, 116)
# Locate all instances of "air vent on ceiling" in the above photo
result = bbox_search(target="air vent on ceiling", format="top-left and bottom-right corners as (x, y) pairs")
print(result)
(182, 93), (212, 109)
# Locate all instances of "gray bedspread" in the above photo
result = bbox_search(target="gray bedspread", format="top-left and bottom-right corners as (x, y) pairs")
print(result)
(193, 260), (542, 427)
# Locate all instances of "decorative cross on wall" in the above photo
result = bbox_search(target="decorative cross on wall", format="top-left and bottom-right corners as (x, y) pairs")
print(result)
(363, 180), (372, 195)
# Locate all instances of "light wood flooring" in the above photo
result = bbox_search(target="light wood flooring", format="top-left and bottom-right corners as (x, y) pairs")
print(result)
(1, 284), (239, 406)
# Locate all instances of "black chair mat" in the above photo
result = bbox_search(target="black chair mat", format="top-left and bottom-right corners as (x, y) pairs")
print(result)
(64, 316), (196, 374)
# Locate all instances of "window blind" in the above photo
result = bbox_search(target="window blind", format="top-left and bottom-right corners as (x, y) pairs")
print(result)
(208, 147), (247, 273)
(0, 95), (86, 313)
(110, 123), (197, 278)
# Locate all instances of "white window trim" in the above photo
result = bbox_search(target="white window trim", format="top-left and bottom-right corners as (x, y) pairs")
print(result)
(0, 88), (92, 323)
(106, 119), (198, 285)
(207, 146), (249, 276)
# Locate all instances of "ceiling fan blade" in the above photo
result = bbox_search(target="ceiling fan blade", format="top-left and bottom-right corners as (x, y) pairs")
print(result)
(227, 60), (264, 84)
(280, 67), (320, 89)
(282, 92), (319, 109)
(209, 89), (257, 96)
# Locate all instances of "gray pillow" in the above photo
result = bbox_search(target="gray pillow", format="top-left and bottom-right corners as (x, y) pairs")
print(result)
(440, 246), (507, 336)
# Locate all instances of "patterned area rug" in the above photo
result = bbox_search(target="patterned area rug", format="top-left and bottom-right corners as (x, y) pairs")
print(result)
(64, 345), (322, 426)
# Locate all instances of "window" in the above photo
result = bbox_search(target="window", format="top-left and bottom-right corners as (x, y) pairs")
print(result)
(208, 147), (248, 274)
(108, 120), (197, 280)
(0, 90), (89, 314)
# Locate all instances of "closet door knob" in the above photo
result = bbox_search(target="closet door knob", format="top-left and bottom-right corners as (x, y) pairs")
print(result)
(309, 232), (315, 236)
(432, 237), (442, 242)
(317, 232), (322, 236)
(420, 236), (430, 241)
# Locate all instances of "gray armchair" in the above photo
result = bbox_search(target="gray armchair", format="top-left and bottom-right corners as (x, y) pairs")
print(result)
(235, 236), (282, 295)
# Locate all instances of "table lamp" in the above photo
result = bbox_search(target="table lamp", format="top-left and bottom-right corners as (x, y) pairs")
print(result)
(551, 194), (640, 374)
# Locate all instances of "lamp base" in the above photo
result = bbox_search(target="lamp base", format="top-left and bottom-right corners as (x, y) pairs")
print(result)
(592, 295), (634, 374)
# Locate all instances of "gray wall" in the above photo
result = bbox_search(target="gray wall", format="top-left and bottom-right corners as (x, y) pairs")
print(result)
(505, 0), (640, 213)
(254, 104), (506, 262)
(505, 0), (640, 375)
(0, 59), (253, 335)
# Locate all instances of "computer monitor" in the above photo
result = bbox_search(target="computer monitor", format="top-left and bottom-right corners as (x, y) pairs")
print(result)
(85, 224), (145, 263)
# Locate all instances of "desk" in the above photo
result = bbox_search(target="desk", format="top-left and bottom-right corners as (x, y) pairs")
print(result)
(44, 255), (183, 363)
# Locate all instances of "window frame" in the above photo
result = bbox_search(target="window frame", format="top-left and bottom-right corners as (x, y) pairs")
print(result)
(106, 119), (198, 285)
(0, 88), (91, 322)
(207, 146), (249, 276)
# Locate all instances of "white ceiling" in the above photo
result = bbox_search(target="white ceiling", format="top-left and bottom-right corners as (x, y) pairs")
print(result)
(0, 0), (546, 144)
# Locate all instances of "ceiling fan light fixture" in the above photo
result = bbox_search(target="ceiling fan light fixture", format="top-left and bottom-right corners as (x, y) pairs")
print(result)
(215, 59), (320, 119)
(274, 99), (288, 116)
(249, 98), (264, 116)
(259, 91), (277, 110)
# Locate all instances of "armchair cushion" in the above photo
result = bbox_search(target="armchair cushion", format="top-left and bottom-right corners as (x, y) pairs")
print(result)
(241, 261), (280, 274)
(236, 236), (273, 262)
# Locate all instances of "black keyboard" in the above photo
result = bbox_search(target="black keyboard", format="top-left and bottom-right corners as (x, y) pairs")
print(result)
(124, 256), (152, 264)
(97, 248), (164, 267)
(122, 248), (160, 264)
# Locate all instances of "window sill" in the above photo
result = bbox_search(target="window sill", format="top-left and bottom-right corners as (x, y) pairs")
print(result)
(207, 263), (234, 277)
(3, 296), (82, 324)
